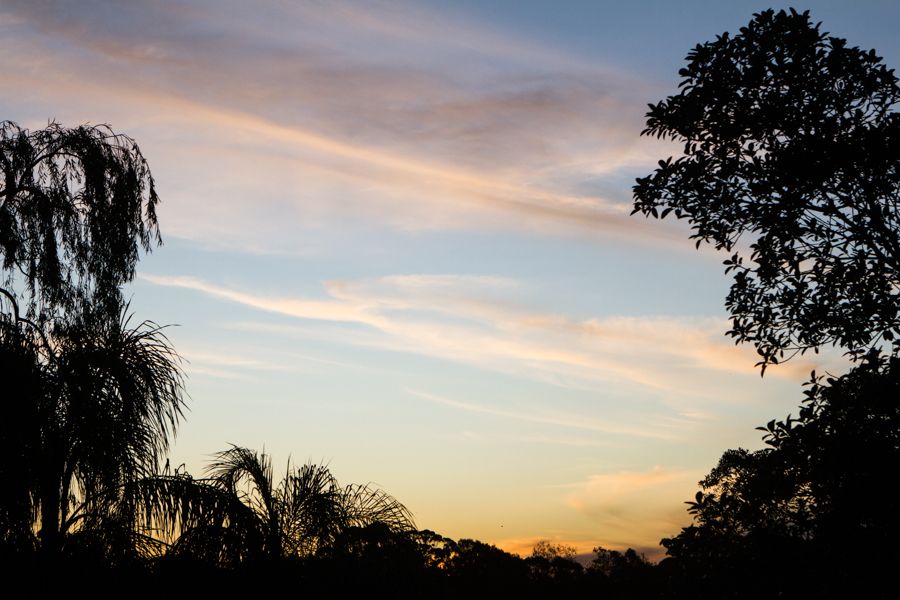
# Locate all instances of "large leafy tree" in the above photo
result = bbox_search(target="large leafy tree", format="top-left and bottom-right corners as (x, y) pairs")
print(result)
(636, 11), (900, 596)
(632, 9), (900, 370)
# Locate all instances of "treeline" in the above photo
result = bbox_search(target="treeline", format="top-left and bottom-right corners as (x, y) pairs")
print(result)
(2, 523), (658, 597)
(3, 349), (898, 598)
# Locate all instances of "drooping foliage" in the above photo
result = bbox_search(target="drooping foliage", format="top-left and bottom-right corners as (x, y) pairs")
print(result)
(0, 121), (160, 318)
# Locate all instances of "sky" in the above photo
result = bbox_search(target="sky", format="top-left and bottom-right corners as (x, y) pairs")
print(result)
(1, 0), (898, 559)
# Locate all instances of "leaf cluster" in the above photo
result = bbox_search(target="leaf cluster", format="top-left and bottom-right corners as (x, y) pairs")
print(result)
(632, 8), (900, 370)
(662, 355), (900, 593)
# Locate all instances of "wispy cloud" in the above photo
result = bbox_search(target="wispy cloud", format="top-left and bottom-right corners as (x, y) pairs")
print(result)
(0, 0), (680, 251)
(565, 466), (701, 550)
(140, 274), (378, 326)
(182, 349), (297, 373)
(175, 341), (388, 381)
(141, 272), (815, 396)
(406, 388), (677, 440)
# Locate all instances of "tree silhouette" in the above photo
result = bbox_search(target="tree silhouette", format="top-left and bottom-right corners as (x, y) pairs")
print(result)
(632, 9), (900, 371)
(635, 11), (900, 596)
(443, 538), (530, 594)
(137, 446), (415, 568)
(0, 121), (160, 319)
(588, 546), (656, 599)
(0, 120), (182, 564)
(661, 355), (900, 597)
(530, 539), (578, 562)
(0, 300), (185, 561)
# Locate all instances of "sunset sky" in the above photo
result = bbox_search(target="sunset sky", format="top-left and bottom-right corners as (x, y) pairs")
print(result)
(2, 0), (898, 558)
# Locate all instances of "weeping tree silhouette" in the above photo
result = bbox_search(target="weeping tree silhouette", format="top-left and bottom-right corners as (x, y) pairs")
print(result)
(0, 120), (159, 319)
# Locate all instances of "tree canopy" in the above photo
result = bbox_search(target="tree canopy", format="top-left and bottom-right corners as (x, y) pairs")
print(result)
(632, 8), (900, 370)
(0, 121), (160, 318)
(660, 355), (900, 597)
(636, 11), (900, 595)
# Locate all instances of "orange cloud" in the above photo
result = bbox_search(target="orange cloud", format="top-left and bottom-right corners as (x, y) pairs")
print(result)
(140, 272), (821, 404)
(565, 466), (700, 551)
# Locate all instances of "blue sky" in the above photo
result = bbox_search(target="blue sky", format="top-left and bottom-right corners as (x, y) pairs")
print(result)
(2, 0), (897, 557)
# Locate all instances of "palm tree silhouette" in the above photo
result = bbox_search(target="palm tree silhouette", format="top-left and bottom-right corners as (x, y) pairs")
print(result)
(0, 298), (185, 560)
(137, 446), (415, 567)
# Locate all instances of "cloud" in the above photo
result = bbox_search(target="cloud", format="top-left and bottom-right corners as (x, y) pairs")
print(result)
(140, 272), (812, 399)
(0, 0), (681, 251)
(173, 343), (386, 381)
(182, 349), (295, 372)
(406, 388), (677, 440)
(565, 466), (701, 550)
(138, 274), (380, 326)
(494, 536), (590, 559)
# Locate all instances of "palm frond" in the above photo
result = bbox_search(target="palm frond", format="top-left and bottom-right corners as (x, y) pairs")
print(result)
(206, 445), (278, 526)
(340, 483), (416, 532)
